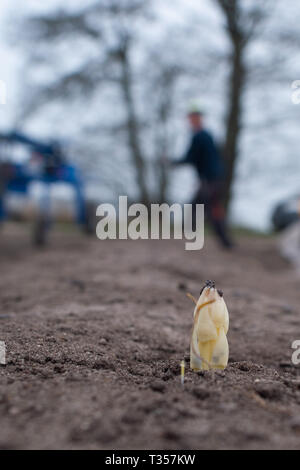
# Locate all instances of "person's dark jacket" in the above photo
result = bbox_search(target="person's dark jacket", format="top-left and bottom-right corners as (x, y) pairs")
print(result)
(177, 129), (224, 182)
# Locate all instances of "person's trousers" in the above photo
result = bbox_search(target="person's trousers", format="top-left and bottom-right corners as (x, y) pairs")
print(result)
(191, 180), (233, 248)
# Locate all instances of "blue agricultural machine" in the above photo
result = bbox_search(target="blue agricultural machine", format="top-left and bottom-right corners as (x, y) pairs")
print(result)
(0, 131), (96, 245)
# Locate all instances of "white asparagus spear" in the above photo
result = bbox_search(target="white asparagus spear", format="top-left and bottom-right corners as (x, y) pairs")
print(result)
(189, 281), (229, 371)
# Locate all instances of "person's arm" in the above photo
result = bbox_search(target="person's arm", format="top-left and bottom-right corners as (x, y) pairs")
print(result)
(174, 134), (199, 166)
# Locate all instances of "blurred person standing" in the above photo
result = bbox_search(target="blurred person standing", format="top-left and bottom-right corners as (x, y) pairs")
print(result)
(174, 104), (233, 249)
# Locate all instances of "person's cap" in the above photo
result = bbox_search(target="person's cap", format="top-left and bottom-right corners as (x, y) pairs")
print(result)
(187, 100), (205, 116)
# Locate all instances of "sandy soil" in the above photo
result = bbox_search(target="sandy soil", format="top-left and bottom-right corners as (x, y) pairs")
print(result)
(0, 223), (300, 450)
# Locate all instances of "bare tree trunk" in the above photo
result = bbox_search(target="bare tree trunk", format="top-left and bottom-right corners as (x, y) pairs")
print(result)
(154, 145), (169, 204)
(119, 42), (150, 205)
(223, 39), (246, 208)
(216, 0), (247, 209)
(153, 67), (179, 203)
(158, 160), (168, 203)
(155, 103), (170, 203)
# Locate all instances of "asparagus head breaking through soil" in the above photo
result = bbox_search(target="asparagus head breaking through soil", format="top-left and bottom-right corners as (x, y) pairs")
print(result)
(189, 280), (229, 371)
